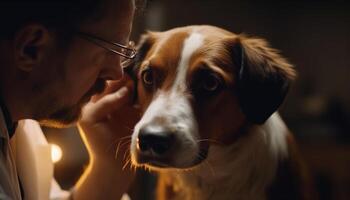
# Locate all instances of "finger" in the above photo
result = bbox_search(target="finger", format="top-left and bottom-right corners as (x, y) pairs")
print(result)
(104, 77), (129, 95)
(91, 80), (125, 102)
(91, 75), (134, 102)
(90, 85), (133, 121)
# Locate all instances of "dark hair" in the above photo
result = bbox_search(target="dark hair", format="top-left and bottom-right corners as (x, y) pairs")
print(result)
(0, 0), (107, 40)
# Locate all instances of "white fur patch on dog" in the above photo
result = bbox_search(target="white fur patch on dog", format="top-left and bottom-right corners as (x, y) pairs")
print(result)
(161, 113), (289, 200)
(173, 32), (204, 92)
(131, 32), (205, 167)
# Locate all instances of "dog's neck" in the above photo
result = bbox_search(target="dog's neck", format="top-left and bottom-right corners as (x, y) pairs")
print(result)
(160, 113), (289, 200)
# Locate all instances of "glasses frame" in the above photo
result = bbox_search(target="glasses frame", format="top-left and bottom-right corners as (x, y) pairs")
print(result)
(77, 31), (137, 67)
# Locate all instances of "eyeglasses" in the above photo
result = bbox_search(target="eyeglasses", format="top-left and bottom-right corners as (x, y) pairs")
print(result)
(77, 31), (137, 68)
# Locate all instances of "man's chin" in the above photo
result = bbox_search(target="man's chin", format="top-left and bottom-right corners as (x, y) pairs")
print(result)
(39, 106), (82, 128)
(37, 87), (96, 128)
(39, 118), (78, 128)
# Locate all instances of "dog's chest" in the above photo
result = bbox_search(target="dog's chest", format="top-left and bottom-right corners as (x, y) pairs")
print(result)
(159, 171), (267, 200)
(156, 119), (288, 200)
(157, 144), (273, 200)
(158, 171), (214, 200)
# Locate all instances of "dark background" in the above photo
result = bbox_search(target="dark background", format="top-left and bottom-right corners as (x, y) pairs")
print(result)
(45, 1), (350, 199)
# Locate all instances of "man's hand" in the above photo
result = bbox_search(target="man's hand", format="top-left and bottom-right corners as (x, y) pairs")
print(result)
(74, 76), (140, 200)
(78, 76), (139, 162)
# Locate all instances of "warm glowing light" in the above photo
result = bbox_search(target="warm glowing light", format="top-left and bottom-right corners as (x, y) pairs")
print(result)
(51, 144), (63, 163)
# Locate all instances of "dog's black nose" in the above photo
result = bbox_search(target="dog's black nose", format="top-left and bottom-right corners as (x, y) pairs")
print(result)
(137, 125), (174, 155)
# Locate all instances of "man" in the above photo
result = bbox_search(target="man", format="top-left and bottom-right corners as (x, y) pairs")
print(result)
(0, 0), (141, 199)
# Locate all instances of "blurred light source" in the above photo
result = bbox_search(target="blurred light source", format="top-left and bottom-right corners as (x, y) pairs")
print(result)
(51, 144), (63, 163)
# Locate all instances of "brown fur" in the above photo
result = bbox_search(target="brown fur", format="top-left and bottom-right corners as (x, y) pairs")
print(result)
(129, 25), (314, 200)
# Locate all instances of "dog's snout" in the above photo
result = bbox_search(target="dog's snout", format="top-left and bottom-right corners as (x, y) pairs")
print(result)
(137, 125), (174, 155)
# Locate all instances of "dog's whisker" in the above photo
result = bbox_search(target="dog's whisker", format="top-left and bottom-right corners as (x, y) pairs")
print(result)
(107, 140), (121, 154)
(123, 147), (131, 160)
(122, 125), (135, 132)
(106, 142), (119, 155)
(127, 156), (138, 174)
(115, 140), (122, 160)
(144, 165), (149, 173)
(119, 140), (131, 149)
(129, 157), (135, 171)
(108, 136), (131, 154)
(123, 150), (131, 164)
(114, 139), (131, 159)
(203, 159), (215, 177)
(125, 154), (131, 163)
(196, 138), (223, 145)
(133, 163), (138, 172)
(111, 136), (132, 147)
(192, 151), (216, 177)
(115, 141), (131, 155)
(119, 135), (132, 141)
(122, 157), (131, 171)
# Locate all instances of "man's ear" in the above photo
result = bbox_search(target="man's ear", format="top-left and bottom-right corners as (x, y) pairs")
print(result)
(13, 24), (51, 72)
(225, 35), (296, 124)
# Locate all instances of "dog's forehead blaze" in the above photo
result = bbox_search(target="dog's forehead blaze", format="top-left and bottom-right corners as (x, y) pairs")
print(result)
(142, 26), (235, 76)
(145, 31), (190, 70)
(140, 29), (206, 91)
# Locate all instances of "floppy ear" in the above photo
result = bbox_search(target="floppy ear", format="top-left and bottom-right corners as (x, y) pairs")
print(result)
(134, 31), (157, 71)
(226, 35), (296, 124)
(124, 31), (156, 102)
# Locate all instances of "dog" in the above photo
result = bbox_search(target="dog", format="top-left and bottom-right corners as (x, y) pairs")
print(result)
(127, 25), (315, 200)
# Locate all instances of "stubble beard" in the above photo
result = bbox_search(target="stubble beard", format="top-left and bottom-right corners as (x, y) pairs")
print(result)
(38, 78), (106, 128)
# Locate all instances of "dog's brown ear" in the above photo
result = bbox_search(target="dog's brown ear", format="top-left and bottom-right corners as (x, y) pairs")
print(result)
(125, 31), (156, 74)
(135, 31), (157, 66)
(226, 35), (296, 124)
(124, 31), (156, 102)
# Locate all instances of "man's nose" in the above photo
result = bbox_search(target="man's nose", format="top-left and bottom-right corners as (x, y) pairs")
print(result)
(100, 55), (124, 80)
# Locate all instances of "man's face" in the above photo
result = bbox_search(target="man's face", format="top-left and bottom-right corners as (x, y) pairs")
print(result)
(35, 0), (135, 127)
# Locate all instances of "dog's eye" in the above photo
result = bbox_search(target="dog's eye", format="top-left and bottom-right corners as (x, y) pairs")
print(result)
(191, 71), (224, 100)
(203, 73), (221, 92)
(141, 68), (153, 86)
(201, 73), (223, 93)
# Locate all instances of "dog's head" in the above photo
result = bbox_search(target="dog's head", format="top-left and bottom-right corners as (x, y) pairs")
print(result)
(129, 25), (296, 170)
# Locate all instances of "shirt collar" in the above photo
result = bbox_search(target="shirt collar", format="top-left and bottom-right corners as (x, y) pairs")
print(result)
(0, 94), (17, 138)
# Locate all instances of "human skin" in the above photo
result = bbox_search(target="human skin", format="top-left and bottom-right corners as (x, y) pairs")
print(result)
(0, 0), (140, 199)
